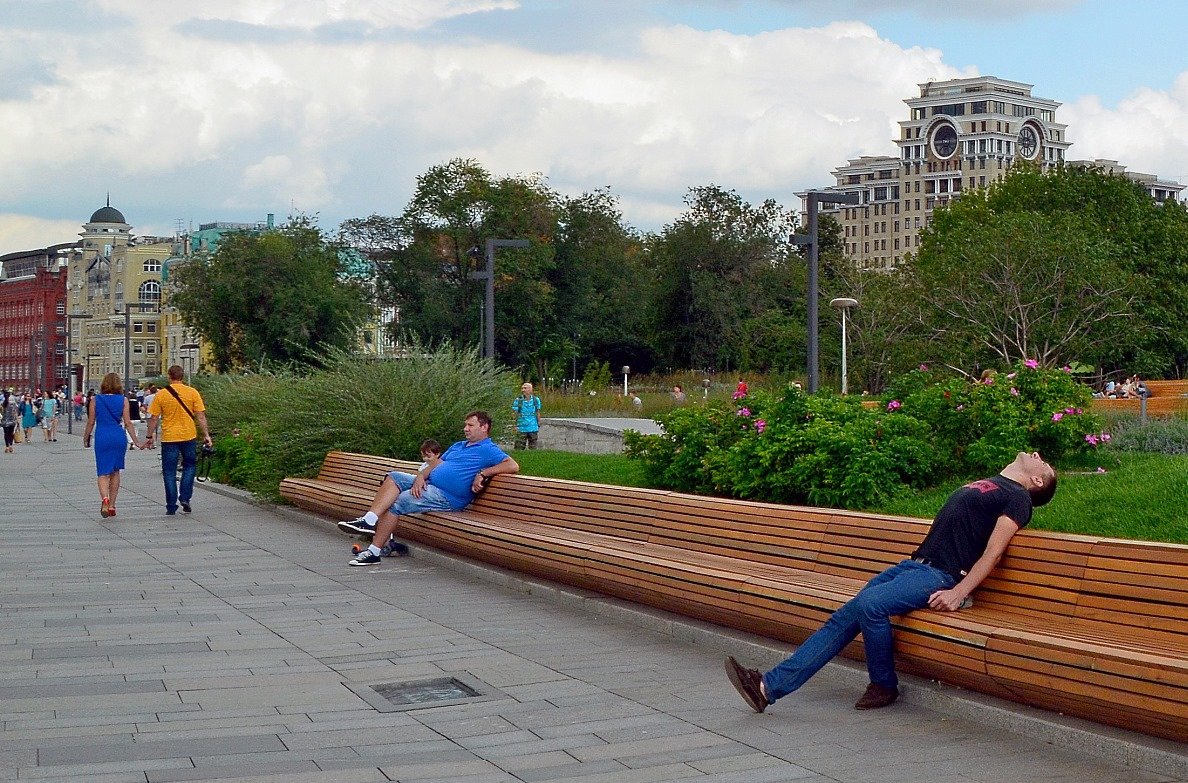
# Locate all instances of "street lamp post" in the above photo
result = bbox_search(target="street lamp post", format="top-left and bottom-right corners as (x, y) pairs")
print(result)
(829, 297), (858, 395)
(792, 190), (860, 393)
(65, 312), (94, 434)
(116, 302), (157, 392)
(621, 366), (630, 397)
(180, 342), (200, 383)
(468, 238), (530, 360)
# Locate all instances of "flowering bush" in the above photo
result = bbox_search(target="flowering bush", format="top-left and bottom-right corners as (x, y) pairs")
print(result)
(625, 360), (1105, 510)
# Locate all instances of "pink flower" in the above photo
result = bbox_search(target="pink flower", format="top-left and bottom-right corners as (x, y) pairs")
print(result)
(754, 419), (766, 433)
(1085, 433), (1099, 446)
(1006, 372), (1017, 379)
(1024, 359), (1039, 369)
(1096, 466), (1108, 474)
(982, 376), (994, 385)
(732, 390), (746, 400)
(736, 407), (751, 417)
(956, 404), (965, 411)
(1100, 432), (1111, 442)
(1063, 365), (1073, 373)
(1051, 412), (1064, 422)
(1010, 387), (1019, 396)
(918, 364), (929, 371)
(886, 400), (901, 411)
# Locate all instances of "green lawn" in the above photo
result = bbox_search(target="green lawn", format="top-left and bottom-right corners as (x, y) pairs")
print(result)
(513, 449), (1188, 545)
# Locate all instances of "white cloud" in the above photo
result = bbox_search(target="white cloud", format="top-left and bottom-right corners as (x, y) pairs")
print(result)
(1062, 73), (1188, 182)
(1, 0), (1184, 254)
(0, 215), (82, 252)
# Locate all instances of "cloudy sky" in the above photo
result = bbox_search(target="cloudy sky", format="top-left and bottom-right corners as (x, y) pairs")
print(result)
(2, 0), (1186, 251)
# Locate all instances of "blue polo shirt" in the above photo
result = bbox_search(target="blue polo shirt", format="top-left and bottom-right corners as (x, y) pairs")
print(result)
(429, 438), (510, 509)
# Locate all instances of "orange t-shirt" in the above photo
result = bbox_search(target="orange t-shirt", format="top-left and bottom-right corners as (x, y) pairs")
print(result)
(148, 382), (206, 443)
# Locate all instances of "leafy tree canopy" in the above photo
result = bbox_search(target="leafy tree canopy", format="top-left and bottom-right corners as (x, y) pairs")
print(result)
(170, 216), (371, 372)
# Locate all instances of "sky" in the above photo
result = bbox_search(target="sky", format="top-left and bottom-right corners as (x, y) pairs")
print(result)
(2, 0), (1187, 251)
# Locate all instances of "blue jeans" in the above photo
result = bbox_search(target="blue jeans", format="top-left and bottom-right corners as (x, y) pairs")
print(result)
(161, 439), (197, 513)
(763, 560), (955, 698)
(387, 471), (455, 515)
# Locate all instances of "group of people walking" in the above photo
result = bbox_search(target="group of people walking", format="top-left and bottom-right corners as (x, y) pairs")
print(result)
(1, 387), (70, 451)
(3, 365), (212, 519)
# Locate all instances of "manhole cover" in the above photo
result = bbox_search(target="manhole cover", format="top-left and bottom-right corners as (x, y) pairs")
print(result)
(374, 677), (479, 705)
(346, 672), (504, 712)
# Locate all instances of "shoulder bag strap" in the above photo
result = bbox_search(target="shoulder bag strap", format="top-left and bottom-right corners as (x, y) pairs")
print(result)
(164, 385), (196, 420)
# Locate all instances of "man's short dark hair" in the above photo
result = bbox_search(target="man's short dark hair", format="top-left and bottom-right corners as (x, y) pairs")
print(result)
(466, 410), (492, 430)
(167, 365), (184, 381)
(1029, 474), (1058, 508)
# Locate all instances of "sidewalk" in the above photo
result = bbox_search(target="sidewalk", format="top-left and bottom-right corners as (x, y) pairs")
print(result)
(1, 434), (1184, 782)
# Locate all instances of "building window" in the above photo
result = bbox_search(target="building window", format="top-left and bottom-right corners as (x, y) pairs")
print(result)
(133, 322), (143, 334)
(138, 280), (160, 306)
(143, 259), (161, 273)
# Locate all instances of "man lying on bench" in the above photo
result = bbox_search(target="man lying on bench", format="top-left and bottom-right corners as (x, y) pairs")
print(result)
(727, 451), (1058, 712)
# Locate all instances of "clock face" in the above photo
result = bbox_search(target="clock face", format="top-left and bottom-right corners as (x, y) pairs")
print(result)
(931, 124), (958, 158)
(1018, 126), (1039, 159)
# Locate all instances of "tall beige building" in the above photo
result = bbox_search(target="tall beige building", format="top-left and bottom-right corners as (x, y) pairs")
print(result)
(65, 201), (171, 387)
(805, 76), (1181, 270)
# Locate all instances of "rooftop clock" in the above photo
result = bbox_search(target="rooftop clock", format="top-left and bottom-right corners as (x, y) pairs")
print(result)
(1018, 125), (1040, 160)
(930, 123), (958, 159)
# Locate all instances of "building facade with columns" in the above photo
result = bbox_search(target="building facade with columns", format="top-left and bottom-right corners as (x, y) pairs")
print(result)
(64, 201), (174, 389)
(804, 76), (1183, 270)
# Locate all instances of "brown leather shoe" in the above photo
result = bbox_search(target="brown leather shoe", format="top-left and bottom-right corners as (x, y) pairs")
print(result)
(725, 656), (768, 713)
(854, 683), (899, 710)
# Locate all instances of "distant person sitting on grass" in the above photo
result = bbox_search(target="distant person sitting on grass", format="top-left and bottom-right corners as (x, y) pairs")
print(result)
(338, 411), (519, 566)
(726, 451), (1057, 714)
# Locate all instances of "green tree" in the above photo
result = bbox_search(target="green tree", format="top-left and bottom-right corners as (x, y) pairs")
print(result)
(912, 163), (1188, 376)
(342, 159), (557, 369)
(648, 186), (798, 372)
(170, 217), (370, 372)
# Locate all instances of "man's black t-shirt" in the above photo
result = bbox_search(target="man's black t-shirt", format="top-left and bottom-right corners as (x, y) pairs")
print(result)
(912, 475), (1032, 581)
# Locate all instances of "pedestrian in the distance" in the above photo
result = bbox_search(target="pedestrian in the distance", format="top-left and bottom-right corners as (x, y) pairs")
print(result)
(2, 390), (20, 452)
(512, 382), (542, 450)
(83, 373), (146, 518)
(20, 394), (37, 442)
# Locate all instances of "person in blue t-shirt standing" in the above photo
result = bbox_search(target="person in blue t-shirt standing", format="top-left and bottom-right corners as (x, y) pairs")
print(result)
(341, 410), (519, 566)
(512, 382), (542, 450)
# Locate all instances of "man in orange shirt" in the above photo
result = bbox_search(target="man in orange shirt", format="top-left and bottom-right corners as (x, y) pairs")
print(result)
(145, 365), (213, 515)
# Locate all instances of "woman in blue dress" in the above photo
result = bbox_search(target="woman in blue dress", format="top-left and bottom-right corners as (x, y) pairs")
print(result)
(20, 393), (38, 442)
(83, 373), (146, 518)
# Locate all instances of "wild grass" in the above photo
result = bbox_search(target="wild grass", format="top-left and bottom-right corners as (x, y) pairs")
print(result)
(201, 343), (516, 499)
(511, 449), (652, 488)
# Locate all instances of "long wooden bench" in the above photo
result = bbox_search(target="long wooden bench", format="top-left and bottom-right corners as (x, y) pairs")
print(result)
(281, 451), (1188, 742)
(1092, 379), (1188, 416)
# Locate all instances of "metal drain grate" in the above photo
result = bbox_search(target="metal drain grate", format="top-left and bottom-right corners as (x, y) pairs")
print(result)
(346, 672), (503, 713)
(374, 677), (478, 705)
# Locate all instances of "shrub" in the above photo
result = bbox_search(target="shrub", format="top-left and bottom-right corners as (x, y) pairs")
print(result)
(626, 360), (1107, 510)
(201, 342), (516, 499)
(1104, 415), (1188, 456)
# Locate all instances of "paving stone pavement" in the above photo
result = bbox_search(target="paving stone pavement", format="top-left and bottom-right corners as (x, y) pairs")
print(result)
(2, 435), (1185, 783)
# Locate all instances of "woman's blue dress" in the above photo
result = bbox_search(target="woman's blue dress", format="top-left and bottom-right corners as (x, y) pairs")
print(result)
(93, 394), (127, 476)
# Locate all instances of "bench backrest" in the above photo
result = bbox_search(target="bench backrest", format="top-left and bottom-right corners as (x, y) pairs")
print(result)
(316, 451), (1188, 644)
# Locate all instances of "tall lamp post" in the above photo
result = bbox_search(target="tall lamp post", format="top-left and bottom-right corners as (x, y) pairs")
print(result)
(792, 190), (860, 393)
(180, 342), (200, 383)
(65, 312), (94, 434)
(829, 297), (858, 395)
(468, 238), (529, 360)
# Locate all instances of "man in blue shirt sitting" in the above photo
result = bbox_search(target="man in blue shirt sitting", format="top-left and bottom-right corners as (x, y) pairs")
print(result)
(340, 410), (519, 566)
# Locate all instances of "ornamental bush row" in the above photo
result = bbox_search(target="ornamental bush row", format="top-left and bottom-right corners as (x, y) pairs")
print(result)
(623, 361), (1103, 510)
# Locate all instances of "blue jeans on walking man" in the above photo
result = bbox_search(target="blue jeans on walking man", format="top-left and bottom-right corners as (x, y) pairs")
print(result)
(161, 439), (197, 514)
(763, 560), (955, 699)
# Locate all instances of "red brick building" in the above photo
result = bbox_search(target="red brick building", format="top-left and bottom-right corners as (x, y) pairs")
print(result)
(0, 243), (72, 392)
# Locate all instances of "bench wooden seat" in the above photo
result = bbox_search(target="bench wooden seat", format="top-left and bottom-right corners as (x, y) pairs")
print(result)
(281, 450), (1188, 743)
